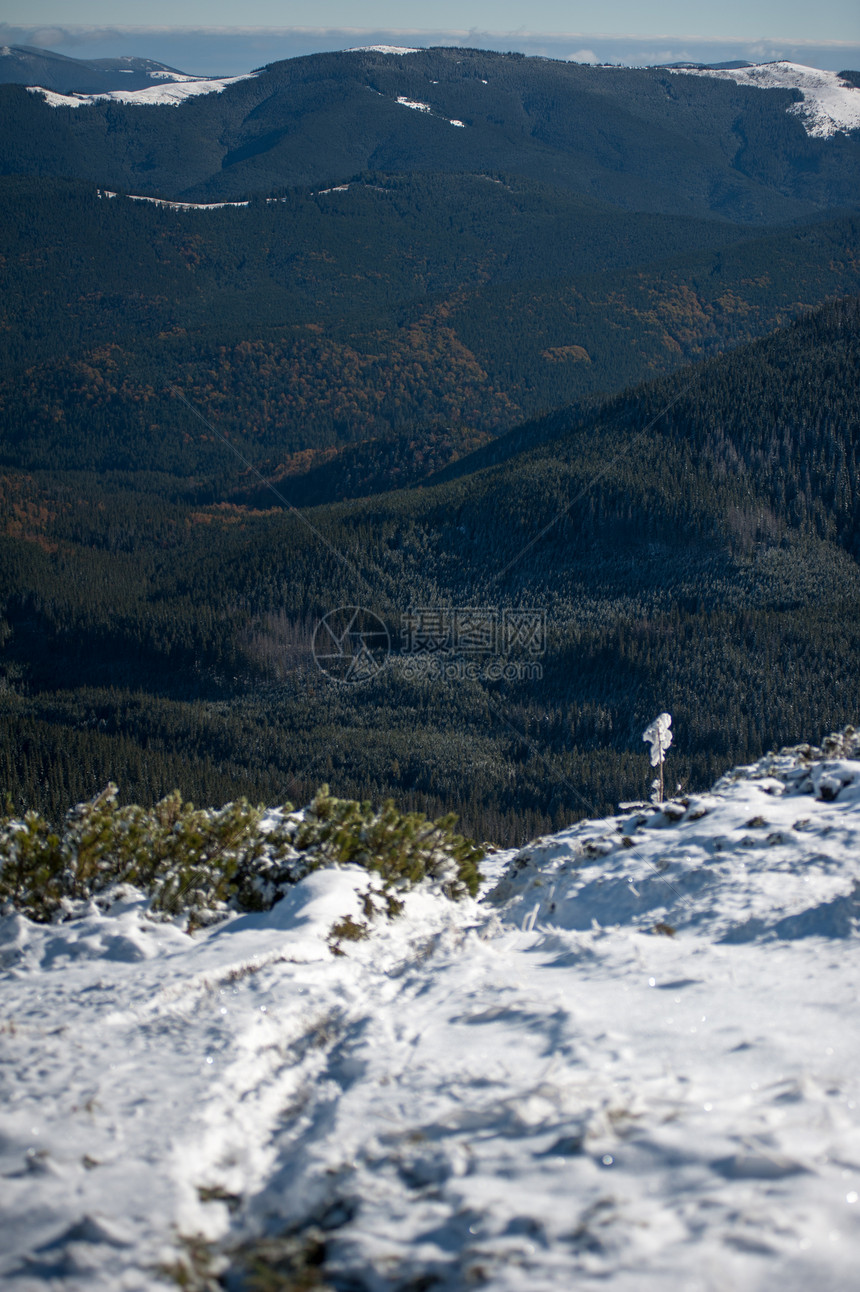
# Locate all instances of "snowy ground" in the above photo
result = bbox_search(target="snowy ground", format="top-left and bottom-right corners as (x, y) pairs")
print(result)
(3, 737), (860, 1289)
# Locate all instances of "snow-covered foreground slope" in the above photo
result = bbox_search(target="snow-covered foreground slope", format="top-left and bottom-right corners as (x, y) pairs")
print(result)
(672, 62), (860, 137)
(3, 734), (860, 1289)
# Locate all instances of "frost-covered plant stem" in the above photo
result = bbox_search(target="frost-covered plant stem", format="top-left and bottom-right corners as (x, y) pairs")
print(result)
(643, 713), (673, 804)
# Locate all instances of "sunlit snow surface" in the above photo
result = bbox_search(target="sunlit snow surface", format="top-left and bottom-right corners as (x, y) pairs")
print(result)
(671, 62), (860, 137)
(3, 743), (860, 1288)
(26, 74), (257, 108)
(347, 46), (421, 55)
(396, 96), (432, 113)
(396, 96), (467, 127)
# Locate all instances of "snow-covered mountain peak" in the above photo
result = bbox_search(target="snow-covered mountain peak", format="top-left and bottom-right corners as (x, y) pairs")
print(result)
(672, 61), (860, 137)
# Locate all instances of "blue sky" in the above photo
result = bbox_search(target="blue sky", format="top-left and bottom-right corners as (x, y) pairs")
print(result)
(3, 2), (858, 39)
(2, 1), (858, 76)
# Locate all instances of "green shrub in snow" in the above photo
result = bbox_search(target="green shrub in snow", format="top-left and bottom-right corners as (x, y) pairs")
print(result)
(0, 783), (483, 927)
(293, 786), (482, 900)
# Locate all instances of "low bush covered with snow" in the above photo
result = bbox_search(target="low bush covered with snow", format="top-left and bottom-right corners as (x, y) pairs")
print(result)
(0, 784), (483, 928)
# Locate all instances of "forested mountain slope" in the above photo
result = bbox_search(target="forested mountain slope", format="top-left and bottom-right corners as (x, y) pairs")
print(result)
(2, 46), (858, 499)
(1, 175), (858, 489)
(2, 298), (858, 841)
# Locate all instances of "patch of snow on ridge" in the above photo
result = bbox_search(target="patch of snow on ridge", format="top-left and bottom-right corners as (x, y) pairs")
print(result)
(97, 189), (249, 211)
(4, 728), (860, 1289)
(671, 62), (860, 137)
(395, 96), (466, 127)
(147, 69), (200, 82)
(348, 45), (420, 55)
(396, 95), (431, 112)
(27, 72), (256, 108)
(127, 194), (250, 211)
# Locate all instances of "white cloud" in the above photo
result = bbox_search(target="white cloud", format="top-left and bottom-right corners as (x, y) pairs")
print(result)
(567, 48), (598, 63)
(18, 26), (71, 48)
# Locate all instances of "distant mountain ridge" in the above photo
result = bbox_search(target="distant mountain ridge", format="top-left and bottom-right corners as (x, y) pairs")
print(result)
(0, 43), (194, 93)
(2, 46), (859, 219)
